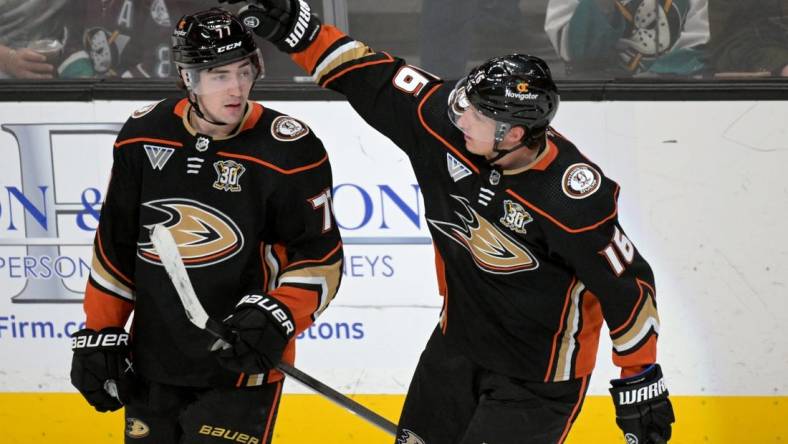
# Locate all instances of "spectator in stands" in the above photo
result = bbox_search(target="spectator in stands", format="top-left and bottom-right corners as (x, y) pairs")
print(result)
(75, 0), (188, 78)
(72, 1), (298, 80)
(420, 0), (562, 79)
(544, 0), (709, 78)
(0, 44), (54, 79)
(0, 0), (306, 80)
(0, 0), (68, 78)
(707, 0), (788, 77)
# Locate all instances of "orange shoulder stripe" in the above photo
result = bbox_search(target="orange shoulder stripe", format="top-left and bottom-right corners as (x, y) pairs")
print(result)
(216, 151), (328, 175)
(418, 84), (480, 174)
(505, 186), (619, 234)
(174, 98), (189, 117)
(239, 102), (264, 132)
(530, 139), (559, 171)
(114, 137), (184, 149)
(291, 25), (346, 74)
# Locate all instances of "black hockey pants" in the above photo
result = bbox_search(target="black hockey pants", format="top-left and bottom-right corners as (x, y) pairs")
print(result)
(396, 326), (590, 444)
(123, 377), (282, 443)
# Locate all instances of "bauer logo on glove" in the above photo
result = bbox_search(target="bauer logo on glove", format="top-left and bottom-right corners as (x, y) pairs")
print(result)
(71, 331), (130, 349)
(237, 293), (295, 336)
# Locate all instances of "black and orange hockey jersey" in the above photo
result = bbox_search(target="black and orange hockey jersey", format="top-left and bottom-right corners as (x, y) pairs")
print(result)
(83, 97), (343, 387)
(289, 26), (660, 382)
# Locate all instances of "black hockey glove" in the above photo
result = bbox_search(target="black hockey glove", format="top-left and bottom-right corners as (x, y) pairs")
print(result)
(238, 0), (322, 53)
(70, 327), (134, 412)
(610, 364), (675, 444)
(212, 293), (295, 374)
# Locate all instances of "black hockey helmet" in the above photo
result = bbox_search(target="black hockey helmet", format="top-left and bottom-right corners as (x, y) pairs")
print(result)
(171, 7), (264, 88)
(449, 54), (559, 143)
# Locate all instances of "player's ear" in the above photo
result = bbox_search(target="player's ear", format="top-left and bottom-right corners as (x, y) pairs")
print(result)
(507, 125), (526, 143)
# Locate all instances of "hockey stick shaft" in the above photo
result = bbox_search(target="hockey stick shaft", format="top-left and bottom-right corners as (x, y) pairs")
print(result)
(150, 225), (397, 436)
(206, 326), (396, 435)
(276, 362), (397, 435)
(203, 324), (396, 435)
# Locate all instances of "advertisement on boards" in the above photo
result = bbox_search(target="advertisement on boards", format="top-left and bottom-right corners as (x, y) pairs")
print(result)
(1, 99), (787, 398)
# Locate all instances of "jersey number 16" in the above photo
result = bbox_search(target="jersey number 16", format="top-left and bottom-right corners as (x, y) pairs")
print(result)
(601, 226), (635, 276)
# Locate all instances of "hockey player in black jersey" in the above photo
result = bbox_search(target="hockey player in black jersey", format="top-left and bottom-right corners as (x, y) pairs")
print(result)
(224, 1), (677, 443)
(69, 8), (343, 443)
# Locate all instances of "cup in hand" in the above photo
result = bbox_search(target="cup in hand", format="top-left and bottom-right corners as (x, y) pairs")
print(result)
(27, 39), (63, 66)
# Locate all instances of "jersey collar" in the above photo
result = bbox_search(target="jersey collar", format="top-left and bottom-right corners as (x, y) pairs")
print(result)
(175, 98), (264, 140)
(503, 138), (559, 176)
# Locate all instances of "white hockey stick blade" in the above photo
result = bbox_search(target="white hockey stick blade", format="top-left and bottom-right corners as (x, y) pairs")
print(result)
(150, 224), (210, 331)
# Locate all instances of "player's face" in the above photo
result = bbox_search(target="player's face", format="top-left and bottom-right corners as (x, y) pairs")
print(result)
(196, 58), (257, 125)
(456, 104), (499, 156)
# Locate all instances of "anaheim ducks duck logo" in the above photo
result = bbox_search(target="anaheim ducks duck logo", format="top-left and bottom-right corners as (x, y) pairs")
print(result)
(138, 198), (244, 267)
(428, 195), (539, 274)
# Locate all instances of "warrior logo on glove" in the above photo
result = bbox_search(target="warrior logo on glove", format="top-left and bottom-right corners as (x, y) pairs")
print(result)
(283, 0), (315, 49)
(610, 364), (675, 444)
(617, 377), (668, 405)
